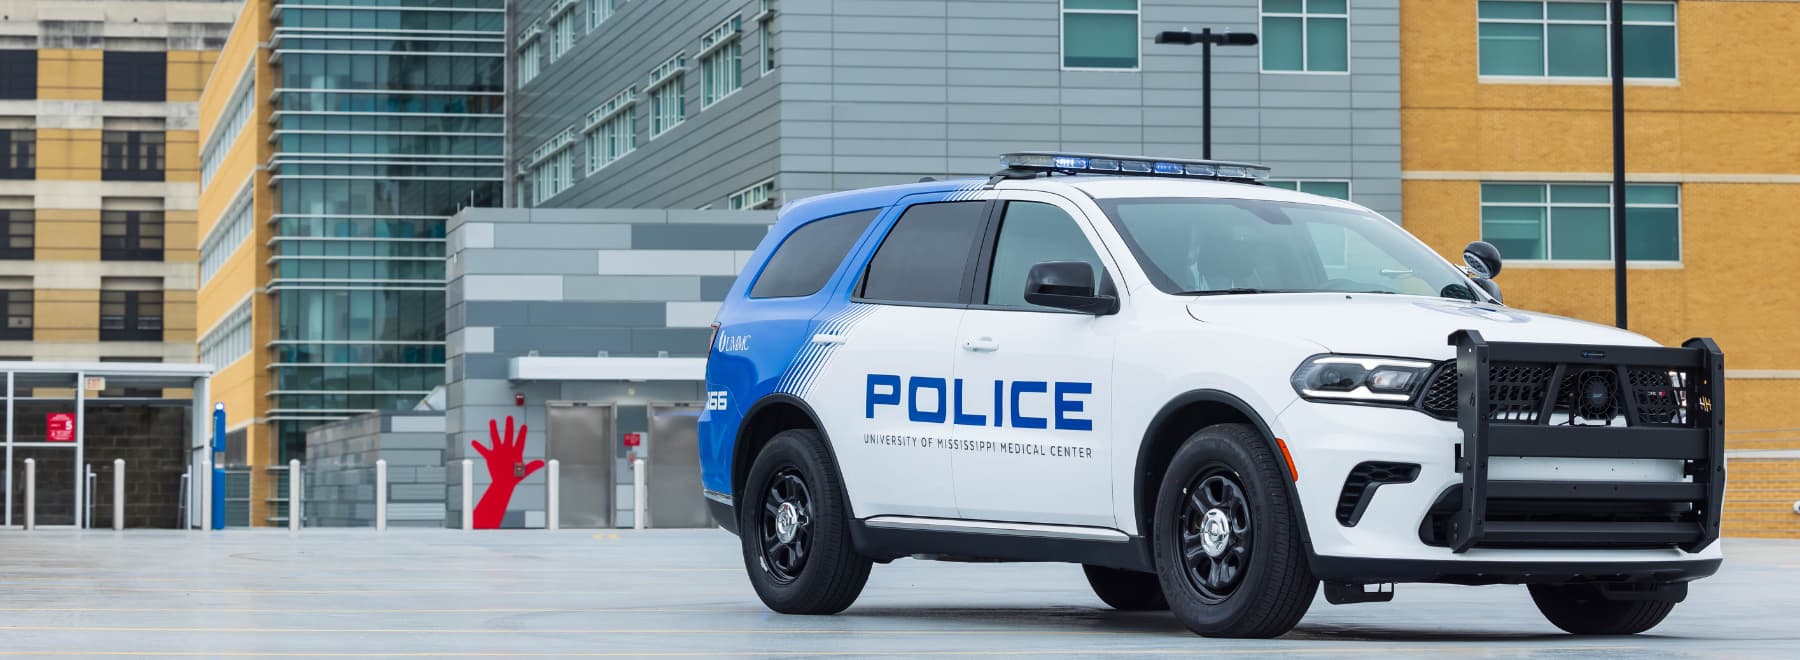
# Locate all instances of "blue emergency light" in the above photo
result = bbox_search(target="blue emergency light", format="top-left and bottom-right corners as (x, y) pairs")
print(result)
(999, 151), (1272, 183)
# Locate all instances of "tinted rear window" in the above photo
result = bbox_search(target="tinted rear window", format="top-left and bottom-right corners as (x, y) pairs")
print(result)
(860, 201), (989, 305)
(750, 209), (879, 298)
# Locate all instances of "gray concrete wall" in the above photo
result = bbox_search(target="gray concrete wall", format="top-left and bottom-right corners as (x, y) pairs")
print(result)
(512, 0), (1402, 222)
(304, 412), (447, 528)
(442, 206), (772, 527)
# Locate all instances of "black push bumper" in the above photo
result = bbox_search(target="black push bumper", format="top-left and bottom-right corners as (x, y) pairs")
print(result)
(1440, 331), (1726, 553)
(1312, 554), (1721, 586)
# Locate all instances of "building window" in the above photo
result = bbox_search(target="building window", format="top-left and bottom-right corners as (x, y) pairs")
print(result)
(200, 188), (254, 286)
(584, 87), (636, 173)
(103, 51), (167, 102)
(1261, 0), (1349, 73)
(549, 1), (579, 64)
(588, 0), (614, 30)
(648, 54), (686, 138)
(701, 17), (743, 108)
(100, 290), (164, 342)
(200, 72), (253, 189)
(1479, 183), (1681, 262)
(759, 0), (777, 74)
(729, 178), (776, 210)
(101, 210), (165, 261)
(518, 21), (543, 86)
(529, 128), (577, 204)
(1062, 0), (1139, 69)
(1478, 1), (1677, 80)
(0, 129), (32, 179)
(102, 131), (166, 181)
(0, 51), (35, 100)
(200, 302), (254, 370)
(0, 290), (29, 341)
(0, 210), (30, 260)
(1265, 179), (1351, 200)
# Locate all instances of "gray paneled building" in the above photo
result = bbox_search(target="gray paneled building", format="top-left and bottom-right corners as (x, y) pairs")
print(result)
(510, 0), (1400, 221)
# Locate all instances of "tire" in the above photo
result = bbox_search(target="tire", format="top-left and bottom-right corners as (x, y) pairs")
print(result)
(1083, 565), (1169, 611)
(738, 428), (872, 614)
(1529, 584), (1677, 635)
(1152, 423), (1317, 638)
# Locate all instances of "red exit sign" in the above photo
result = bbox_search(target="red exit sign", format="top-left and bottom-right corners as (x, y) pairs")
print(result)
(622, 432), (642, 447)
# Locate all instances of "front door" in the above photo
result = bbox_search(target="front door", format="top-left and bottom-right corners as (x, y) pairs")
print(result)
(950, 193), (1121, 527)
(546, 402), (616, 528)
(800, 197), (992, 519)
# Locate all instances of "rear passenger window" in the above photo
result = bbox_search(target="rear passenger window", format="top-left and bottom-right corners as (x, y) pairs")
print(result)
(860, 201), (989, 305)
(750, 209), (879, 298)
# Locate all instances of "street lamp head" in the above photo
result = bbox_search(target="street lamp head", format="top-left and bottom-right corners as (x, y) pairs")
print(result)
(1154, 30), (1258, 46)
(1219, 32), (1259, 46)
(1154, 30), (1198, 45)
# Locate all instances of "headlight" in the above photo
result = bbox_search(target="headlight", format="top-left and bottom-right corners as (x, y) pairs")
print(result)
(1291, 355), (1437, 403)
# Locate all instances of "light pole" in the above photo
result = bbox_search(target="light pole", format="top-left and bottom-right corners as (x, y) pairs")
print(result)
(1609, 0), (1628, 329)
(1154, 28), (1258, 159)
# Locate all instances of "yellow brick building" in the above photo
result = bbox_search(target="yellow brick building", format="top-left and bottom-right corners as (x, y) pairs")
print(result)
(1402, 0), (1800, 537)
(0, 1), (236, 367)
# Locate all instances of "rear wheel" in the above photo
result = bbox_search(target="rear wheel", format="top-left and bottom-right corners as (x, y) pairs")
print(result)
(1529, 584), (1677, 635)
(739, 429), (871, 614)
(1082, 565), (1168, 611)
(1152, 423), (1316, 638)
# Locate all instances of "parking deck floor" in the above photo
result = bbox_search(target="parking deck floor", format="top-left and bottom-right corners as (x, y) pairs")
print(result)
(0, 528), (1794, 657)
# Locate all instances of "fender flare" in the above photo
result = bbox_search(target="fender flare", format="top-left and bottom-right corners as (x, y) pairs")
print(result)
(732, 392), (855, 518)
(1134, 389), (1313, 553)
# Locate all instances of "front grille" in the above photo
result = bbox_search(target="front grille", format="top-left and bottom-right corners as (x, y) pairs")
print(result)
(1414, 360), (1697, 428)
(1336, 461), (1420, 526)
(1419, 486), (1700, 550)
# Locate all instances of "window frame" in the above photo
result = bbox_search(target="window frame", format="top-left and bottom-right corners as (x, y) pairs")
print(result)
(528, 127), (578, 205)
(583, 87), (637, 174)
(548, 0), (581, 64)
(647, 54), (687, 138)
(852, 200), (997, 309)
(0, 128), (34, 180)
(970, 197), (1119, 314)
(99, 290), (164, 342)
(1060, 0), (1142, 72)
(757, 0), (777, 76)
(100, 209), (166, 262)
(729, 178), (776, 210)
(101, 130), (166, 182)
(1478, 182), (1683, 265)
(0, 289), (30, 341)
(517, 19), (544, 86)
(0, 51), (36, 100)
(1260, 0), (1352, 75)
(1476, 0), (1680, 84)
(699, 16), (744, 109)
(102, 50), (168, 102)
(0, 209), (32, 260)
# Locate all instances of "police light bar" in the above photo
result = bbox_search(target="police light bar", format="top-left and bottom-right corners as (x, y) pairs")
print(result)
(999, 152), (1271, 183)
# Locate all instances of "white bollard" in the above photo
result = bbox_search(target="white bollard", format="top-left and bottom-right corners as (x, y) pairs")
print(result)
(375, 459), (388, 531)
(23, 458), (34, 531)
(113, 459), (125, 531)
(461, 459), (473, 531)
(632, 457), (647, 530)
(288, 459), (301, 531)
(546, 459), (560, 531)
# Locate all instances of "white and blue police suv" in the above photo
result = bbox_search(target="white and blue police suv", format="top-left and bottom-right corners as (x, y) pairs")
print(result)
(698, 152), (1725, 638)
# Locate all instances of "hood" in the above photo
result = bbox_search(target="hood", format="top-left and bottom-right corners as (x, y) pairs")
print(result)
(1186, 293), (1659, 360)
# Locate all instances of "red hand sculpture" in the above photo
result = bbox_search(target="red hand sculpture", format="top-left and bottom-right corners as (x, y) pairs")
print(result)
(470, 416), (545, 529)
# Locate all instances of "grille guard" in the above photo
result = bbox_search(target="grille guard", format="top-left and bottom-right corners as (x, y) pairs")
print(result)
(1446, 330), (1725, 554)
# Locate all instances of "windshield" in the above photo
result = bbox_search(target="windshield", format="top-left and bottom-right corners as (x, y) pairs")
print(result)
(1097, 197), (1481, 301)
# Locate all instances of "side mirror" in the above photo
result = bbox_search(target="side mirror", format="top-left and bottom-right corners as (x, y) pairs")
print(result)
(1024, 261), (1118, 315)
(1462, 240), (1504, 279)
(1473, 277), (1503, 303)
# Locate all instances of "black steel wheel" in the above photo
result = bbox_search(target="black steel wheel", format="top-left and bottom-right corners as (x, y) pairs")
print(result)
(1180, 469), (1254, 603)
(739, 428), (871, 614)
(759, 467), (814, 584)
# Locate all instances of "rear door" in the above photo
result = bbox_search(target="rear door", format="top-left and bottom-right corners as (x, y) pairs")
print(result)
(798, 196), (993, 519)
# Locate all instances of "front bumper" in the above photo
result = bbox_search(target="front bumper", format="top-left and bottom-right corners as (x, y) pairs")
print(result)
(1275, 333), (1725, 573)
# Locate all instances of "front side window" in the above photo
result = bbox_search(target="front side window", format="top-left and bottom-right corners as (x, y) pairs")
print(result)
(0, 209), (31, 260)
(985, 202), (1105, 309)
(1062, 0), (1139, 69)
(1479, 183), (1680, 262)
(860, 201), (989, 304)
(101, 210), (165, 261)
(0, 129), (33, 179)
(1478, 1), (1677, 79)
(102, 130), (165, 181)
(1262, 0), (1349, 73)
(1100, 198), (1481, 300)
(100, 290), (164, 341)
(751, 209), (878, 299)
(0, 290), (30, 340)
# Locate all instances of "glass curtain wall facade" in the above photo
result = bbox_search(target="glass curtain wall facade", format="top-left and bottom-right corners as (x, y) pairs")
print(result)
(267, 0), (505, 459)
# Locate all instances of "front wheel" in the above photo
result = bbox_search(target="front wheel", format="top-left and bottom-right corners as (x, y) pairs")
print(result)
(1152, 423), (1317, 638)
(1529, 584), (1677, 635)
(739, 429), (872, 614)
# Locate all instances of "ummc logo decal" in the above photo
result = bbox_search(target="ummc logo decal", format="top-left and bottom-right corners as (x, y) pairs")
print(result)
(865, 374), (1093, 431)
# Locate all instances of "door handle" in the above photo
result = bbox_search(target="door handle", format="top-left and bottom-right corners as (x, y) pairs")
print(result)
(811, 333), (847, 345)
(962, 337), (1000, 352)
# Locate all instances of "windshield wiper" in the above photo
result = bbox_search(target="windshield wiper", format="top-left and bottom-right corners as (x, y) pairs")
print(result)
(1177, 288), (1294, 296)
